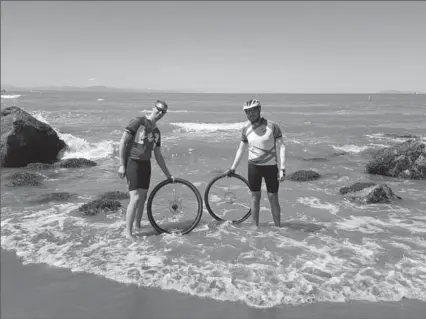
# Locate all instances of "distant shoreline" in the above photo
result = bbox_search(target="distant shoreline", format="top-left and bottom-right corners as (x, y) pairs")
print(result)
(1, 86), (424, 95)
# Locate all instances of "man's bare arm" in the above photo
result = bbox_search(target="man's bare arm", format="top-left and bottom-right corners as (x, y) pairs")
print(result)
(276, 137), (286, 170)
(154, 147), (172, 178)
(231, 141), (248, 171)
(119, 131), (132, 167)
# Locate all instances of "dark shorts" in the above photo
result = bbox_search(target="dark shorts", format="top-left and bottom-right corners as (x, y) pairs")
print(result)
(248, 163), (279, 193)
(126, 159), (151, 191)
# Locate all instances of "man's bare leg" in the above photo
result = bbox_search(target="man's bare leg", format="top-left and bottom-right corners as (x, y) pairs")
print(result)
(134, 189), (148, 230)
(251, 191), (261, 228)
(125, 189), (140, 239)
(267, 192), (281, 227)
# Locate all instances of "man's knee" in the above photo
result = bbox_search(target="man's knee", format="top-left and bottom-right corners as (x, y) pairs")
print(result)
(129, 189), (147, 204)
(137, 189), (148, 200)
(251, 191), (261, 202)
(267, 192), (279, 201)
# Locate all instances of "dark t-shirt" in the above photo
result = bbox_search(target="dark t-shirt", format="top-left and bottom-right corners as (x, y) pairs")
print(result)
(125, 116), (161, 161)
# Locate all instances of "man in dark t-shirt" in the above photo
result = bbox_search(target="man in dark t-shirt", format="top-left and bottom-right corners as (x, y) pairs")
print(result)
(117, 100), (174, 239)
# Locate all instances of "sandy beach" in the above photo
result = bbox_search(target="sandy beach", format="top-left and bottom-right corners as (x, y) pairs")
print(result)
(2, 249), (425, 319)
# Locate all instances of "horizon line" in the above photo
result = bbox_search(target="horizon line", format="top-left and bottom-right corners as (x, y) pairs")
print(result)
(1, 84), (424, 95)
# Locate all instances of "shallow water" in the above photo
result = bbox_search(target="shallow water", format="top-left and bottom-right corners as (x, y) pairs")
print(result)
(1, 92), (426, 308)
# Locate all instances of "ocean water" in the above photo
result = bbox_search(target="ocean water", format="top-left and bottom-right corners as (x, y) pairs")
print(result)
(1, 91), (426, 308)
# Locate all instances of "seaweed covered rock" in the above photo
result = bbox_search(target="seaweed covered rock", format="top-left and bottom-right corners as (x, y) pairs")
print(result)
(1, 106), (67, 167)
(59, 158), (97, 168)
(26, 162), (55, 170)
(6, 171), (44, 187)
(340, 182), (401, 204)
(32, 192), (75, 204)
(289, 170), (321, 181)
(98, 191), (129, 201)
(78, 199), (122, 216)
(339, 182), (377, 195)
(366, 140), (426, 179)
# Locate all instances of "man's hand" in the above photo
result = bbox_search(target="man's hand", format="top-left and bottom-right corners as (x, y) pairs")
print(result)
(118, 165), (126, 179)
(278, 169), (286, 182)
(225, 168), (235, 177)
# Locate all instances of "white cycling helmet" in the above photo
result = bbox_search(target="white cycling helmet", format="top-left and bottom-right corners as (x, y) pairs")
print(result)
(243, 99), (261, 111)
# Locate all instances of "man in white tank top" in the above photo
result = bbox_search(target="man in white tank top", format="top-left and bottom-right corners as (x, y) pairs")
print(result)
(227, 99), (286, 227)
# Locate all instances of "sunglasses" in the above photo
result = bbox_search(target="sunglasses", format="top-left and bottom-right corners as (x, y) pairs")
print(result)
(155, 106), (167, 114)
(245, 108), (259, 115)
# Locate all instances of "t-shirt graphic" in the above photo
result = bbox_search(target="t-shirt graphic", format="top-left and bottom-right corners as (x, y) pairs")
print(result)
(125, 116), (161, 161)
(241, 118), (282, 166)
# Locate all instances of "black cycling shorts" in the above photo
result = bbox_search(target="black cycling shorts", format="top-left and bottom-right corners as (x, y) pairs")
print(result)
(126, 159), (151, 191)
(248, 163), (279, 193)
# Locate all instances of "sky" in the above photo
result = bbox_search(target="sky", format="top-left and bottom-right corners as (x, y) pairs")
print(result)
(1, 1), (425, 93)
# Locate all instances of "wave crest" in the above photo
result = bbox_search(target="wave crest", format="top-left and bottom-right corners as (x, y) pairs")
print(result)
(171, 122), (247, 133)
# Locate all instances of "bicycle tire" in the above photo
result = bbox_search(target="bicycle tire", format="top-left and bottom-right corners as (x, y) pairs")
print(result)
(204, 172), (252, 224)
(147, 178), (203, 235)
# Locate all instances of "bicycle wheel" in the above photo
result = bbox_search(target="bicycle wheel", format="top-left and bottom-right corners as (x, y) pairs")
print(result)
(147, 178), (203, 235)
(204, 172), (252, 224)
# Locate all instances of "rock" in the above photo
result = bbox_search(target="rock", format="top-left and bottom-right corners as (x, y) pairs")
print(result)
(339, 182), (377, 195)
(302, 157), (328, 162)
(59, 158), (97, 168)
(366, 140), (426, 179)
(289, 170), (321, 181)
(32, 192), (75, 204)
(78, 199), (122, 216)
(340, 183), (401, 204)
(385, 133), (419, 139)
(1, 106), (67, 167)
(6, 171), (43, 187)
(332, 151), (348, 157)
(98, 191), (129, 201)
(26, 162), (55, 170)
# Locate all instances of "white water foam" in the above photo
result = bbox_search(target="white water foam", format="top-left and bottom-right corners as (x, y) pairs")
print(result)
(1, 94), (22, 99)
(60, 134), (118, 160)
(31, 111), (117, 160)
(171, 122), (247, 133)
(332, 145), (370, 154)
(297, 197), (340, 215)
(365, 133), (425, 144)
(2, 204), (426, 308)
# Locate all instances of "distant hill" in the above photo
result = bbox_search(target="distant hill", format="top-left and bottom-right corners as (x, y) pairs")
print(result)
(0, 84), (204, 93)
(378, 90), (424, 94)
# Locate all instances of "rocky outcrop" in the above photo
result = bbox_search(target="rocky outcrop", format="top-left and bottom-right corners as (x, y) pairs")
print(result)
(6, 172), (44, 187)
(78, 199), (122, 216)
(289, 170), (321, 181)
(26, 162), (55, 170)
(59, 158), (97, 168)
(98, 191), (129, 201)
(1, 106), (66, 167)
(340, 182), (401, 204)
(339, 182), (377, 195)
(366, 140), (426, 179)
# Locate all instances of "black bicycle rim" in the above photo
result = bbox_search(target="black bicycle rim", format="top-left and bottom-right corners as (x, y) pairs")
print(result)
(147, 178), (203, 235)
(204, 172), (252, 224)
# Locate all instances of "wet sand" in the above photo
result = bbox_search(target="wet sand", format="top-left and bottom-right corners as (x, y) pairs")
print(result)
(1, 249), (425, 319)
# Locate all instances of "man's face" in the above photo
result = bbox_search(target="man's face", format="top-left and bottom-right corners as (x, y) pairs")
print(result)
(245, 107), (260, 123)
(152, 105), (167, 121)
